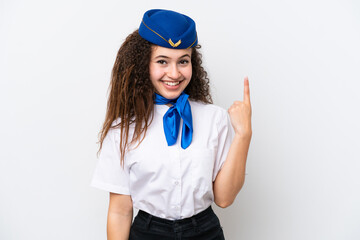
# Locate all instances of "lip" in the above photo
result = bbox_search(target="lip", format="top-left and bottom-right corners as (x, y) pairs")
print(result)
(161, 80), (183, 90)
(161, 80), (183, 83)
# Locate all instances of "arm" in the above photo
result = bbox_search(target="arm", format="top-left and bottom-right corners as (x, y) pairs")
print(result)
(213, 77), (252, 208)
(107, 193), (133, 240)
(213, 133), (251, 208)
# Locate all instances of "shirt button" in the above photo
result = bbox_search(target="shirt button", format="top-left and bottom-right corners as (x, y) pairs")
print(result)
(174, 181), (179, 185)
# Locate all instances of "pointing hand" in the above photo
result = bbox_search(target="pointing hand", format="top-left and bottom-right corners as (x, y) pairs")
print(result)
(228, 76), (252, 138)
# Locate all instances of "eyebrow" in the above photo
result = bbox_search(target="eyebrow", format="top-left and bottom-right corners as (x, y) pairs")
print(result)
(154, 54), (191, 59)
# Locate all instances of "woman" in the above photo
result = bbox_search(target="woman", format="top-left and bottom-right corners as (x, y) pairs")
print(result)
(91, 9), (252, 240)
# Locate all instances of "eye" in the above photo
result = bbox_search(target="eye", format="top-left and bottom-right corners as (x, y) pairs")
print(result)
(179, 59), (189, 65)
(157, 60), (167, 65)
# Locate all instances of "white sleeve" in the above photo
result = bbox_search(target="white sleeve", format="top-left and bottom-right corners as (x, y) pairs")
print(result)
(90, 128), (131, 195)
(212, 109), (248, 182)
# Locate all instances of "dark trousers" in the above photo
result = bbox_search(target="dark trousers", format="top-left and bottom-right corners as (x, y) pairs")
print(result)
(129, 206), (225, 240)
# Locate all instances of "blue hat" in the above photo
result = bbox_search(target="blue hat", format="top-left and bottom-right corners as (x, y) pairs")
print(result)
(139, 9), (198, 49)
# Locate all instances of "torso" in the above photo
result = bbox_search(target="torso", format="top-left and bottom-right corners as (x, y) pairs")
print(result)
(112, 100), (233, 220)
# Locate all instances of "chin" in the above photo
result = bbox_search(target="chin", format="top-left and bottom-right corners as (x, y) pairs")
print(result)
(159, 91), (182, 100)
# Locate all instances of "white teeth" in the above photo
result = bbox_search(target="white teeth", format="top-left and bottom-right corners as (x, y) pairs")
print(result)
(163, 81), (180, 86)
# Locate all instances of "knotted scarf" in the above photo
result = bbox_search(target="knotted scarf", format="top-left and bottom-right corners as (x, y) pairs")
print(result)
(154, 92), (193, 149)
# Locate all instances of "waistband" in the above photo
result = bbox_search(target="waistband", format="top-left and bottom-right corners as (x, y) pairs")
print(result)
(135, 205), (220, 233)
(137, 205), (214, 225)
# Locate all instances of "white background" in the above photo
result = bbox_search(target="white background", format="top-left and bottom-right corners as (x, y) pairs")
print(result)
(1, 0), (360, 239)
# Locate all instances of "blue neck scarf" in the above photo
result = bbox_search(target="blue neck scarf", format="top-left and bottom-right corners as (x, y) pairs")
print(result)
(154, 92), (193, 149)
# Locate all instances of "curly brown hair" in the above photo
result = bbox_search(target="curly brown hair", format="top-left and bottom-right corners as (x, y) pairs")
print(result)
(97, 30), (212, 165)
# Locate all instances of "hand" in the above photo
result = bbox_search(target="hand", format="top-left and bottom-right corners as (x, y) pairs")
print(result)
(228, 76), (252, 138)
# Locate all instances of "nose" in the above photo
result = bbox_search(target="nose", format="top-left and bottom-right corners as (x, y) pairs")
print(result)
(167, 64), (181, 79)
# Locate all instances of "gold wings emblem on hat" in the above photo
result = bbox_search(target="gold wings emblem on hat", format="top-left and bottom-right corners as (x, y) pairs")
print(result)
(141, 20), (185, 48)
(169, 39), (182, 48)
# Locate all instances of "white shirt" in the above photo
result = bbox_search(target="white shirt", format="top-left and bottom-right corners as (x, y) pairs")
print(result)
(90, 100), (242, 220)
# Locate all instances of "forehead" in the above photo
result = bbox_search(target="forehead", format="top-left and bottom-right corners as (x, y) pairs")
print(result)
(151, 45), (192, 58)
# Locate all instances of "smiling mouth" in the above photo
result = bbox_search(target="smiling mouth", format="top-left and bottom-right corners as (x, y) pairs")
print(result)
(162, 81), (181, 86)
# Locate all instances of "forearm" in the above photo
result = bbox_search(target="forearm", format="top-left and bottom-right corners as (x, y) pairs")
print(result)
(213, 133), (251, 208)
(107, 210), (133, 240)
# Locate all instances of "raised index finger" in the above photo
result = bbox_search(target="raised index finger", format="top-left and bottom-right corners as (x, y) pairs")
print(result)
(243, 76), (250, 103)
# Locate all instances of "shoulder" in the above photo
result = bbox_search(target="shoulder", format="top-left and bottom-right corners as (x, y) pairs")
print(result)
(111, 117), (121, 127)
(189, 100), (228, 119)
(110, 117), (136, 130)
(108, 117), (136, 142)
(189, 100), (232, 143)
(189, 100), (230, 132)
(108, 118), (126, 138)
(101, 118), (120, 142)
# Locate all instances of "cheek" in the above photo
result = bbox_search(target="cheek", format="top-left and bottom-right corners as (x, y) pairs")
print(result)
(149, 65), (163, 81)
(185, 65), (193, 80)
